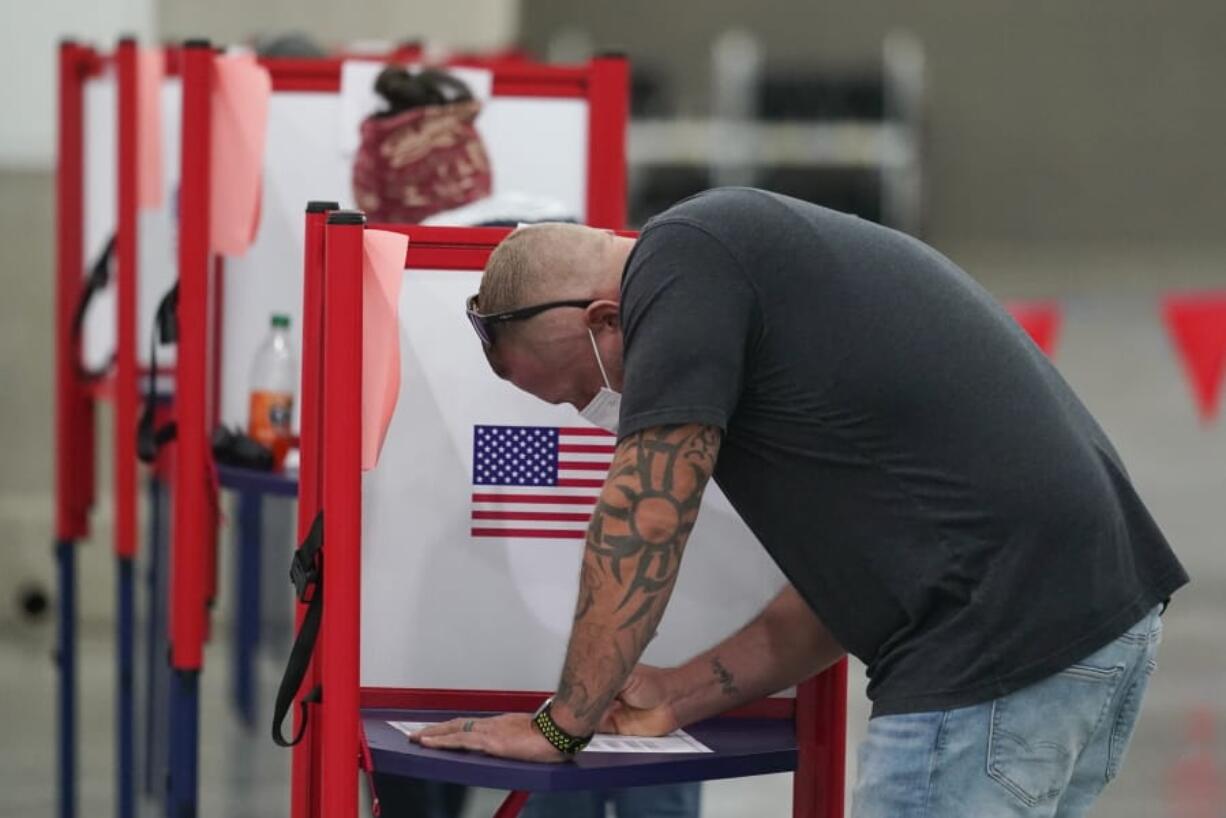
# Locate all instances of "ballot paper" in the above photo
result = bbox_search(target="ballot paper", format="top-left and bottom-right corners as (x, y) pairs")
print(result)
(387, 721), (713, 754)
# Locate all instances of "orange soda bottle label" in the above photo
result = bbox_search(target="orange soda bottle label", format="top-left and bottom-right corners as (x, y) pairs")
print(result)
(249, 390), (293, 467)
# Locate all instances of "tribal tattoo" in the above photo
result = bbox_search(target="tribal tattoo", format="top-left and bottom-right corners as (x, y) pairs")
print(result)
(555, 424), (721, 725)
(587, 424), (719, 631)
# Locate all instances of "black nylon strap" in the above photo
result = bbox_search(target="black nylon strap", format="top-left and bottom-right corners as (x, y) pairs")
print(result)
(137, 283), (179, 464)
(73, 234), (117, 380)
(73, 234), (116, 339)
(272, 511), (324, 748)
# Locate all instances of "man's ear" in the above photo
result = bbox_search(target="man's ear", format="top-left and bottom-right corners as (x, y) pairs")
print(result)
(586, 299), (620, 333)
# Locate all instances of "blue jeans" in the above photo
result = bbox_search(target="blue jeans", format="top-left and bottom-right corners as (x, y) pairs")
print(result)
(852, 605), (1163, 818)
(521, 783), (701, 818)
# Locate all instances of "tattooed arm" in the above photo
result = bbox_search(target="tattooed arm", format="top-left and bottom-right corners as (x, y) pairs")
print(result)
(413, 422), (719, 760)
(413, 424), (839, 760)
(601, 583), (846, 736)
(548, 423), (721, 737)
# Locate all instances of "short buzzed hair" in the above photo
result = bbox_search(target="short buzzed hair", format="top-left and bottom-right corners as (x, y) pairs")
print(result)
(478, 223), (607, 314)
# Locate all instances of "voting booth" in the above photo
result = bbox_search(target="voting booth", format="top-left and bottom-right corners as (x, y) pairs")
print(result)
(165, 40), (631, 817)
(166, 38), (630, 661)
(285, 216), (848, 818)
(194, 47), (630, 430)
(53, 38), (181, 818)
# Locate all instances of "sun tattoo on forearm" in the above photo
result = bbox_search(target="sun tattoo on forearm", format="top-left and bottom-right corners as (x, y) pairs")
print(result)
(556, 424), (721, 724)
(587, 425), (719, 630)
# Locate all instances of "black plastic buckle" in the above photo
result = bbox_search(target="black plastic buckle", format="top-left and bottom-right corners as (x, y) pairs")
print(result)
(155, 283), (179, 344)
(290, 550), (319, 603)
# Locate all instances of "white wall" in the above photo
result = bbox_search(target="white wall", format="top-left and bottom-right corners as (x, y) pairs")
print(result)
(0, 0), (156, 167)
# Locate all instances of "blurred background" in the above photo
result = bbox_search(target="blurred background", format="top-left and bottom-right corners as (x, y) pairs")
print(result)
(2, 1), (1224, 816)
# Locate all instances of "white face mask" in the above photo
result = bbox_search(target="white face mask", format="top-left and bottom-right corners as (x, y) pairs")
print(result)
(578, 328), (621, 434)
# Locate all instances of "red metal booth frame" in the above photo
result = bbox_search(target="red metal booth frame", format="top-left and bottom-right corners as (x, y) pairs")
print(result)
(294, 216), (849, 818)
(54, 38), (182, 818)
(170, 41), (630, 818)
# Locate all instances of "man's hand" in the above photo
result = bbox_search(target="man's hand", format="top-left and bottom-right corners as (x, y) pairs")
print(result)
(615, 585), (846, 732)
(411, 714), (566, 763)
(599, 664), (680, 737)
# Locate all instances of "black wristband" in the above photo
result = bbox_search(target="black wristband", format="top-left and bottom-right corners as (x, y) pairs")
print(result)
(532, 697), (592, 755)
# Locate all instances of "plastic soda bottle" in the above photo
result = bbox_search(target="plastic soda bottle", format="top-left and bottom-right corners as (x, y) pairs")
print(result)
(248, 313), (296, 468)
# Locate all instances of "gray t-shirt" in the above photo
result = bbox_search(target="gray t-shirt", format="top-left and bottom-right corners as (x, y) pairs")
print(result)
(618, 188), (1188, 716)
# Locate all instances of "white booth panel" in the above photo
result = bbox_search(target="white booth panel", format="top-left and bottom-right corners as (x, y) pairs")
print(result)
(219, 92), (348, 430)
(82, 73), (117, 370)
(478, 97), (588, 219)
(358, 269), (787, 691)
(219, 90), (596, 429)
(137, 79), (181, 367)
(80, 75), (181, 370)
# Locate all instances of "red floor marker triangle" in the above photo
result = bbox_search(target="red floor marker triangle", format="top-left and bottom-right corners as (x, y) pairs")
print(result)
(1162, 292), (1226, 423)
(1006, 300), (1062, 358)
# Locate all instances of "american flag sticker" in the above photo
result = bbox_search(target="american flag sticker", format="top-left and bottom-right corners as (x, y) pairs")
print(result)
(471, 425), (615, 539)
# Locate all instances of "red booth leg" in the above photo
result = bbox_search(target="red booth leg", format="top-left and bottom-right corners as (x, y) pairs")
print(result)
(493, 791), (531, 818)
(793, 659), (848, 818)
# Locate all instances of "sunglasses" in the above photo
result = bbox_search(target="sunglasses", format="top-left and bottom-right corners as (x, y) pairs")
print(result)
(465, 294), (595, 347)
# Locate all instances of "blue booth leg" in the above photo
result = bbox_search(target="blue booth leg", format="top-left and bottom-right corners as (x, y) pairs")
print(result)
(167, 669), (200, 818)
(144, 475), (167, 800)
(233, 490), (262, 728)
(117, 555), (136, 818)
(56, 539), (77, 818)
